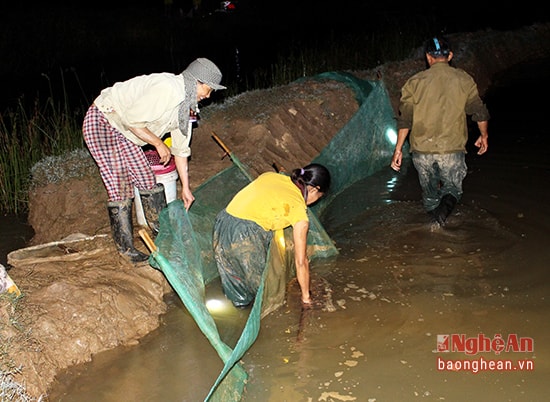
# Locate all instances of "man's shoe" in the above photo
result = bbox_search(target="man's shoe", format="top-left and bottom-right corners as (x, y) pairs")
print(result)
(432, 194), (458, 226)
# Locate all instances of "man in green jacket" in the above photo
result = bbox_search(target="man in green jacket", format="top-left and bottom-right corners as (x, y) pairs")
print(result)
(390, 36), (490, 227)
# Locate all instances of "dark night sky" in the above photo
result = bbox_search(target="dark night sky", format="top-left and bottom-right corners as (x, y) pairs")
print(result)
(1, 0), (548, 110)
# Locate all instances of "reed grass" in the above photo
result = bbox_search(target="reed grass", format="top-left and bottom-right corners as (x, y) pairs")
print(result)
(0, 76), (85, 214)
(248, 29), (425, 90)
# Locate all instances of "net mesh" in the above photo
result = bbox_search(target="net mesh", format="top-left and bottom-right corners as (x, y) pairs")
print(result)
(149, 72), (398, 401)
(308, 72), (402, 217)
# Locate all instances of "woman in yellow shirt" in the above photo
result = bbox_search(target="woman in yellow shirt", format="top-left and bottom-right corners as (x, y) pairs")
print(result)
(213, 164), (331, 308)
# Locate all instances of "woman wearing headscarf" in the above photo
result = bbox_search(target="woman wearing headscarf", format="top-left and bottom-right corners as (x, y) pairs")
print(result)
(83, 58), (226, 262)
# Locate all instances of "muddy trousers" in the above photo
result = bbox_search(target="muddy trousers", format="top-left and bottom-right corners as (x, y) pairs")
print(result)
(412, 152), (466, 219)
(213, 209), (273, 307)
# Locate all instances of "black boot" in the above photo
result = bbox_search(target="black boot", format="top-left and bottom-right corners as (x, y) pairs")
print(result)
(139, 183), (167, 235)
(107, 199), (149, 263)
(432, 194), (458, 225)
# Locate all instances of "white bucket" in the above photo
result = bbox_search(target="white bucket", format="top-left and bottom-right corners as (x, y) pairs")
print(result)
(134, 188), (147, 227)
(156, 169), (179, 203)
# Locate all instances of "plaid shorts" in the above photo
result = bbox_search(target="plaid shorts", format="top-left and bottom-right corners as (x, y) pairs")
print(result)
(82, 105), (156, 201)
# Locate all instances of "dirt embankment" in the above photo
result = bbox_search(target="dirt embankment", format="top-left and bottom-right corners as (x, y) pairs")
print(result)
(3, 23), (549, 400)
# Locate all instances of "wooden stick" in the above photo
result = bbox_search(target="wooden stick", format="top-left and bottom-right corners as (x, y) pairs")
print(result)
(272, 161), (286, 173)
(211, 131), (231, 156)
(138, 229), (157, 253)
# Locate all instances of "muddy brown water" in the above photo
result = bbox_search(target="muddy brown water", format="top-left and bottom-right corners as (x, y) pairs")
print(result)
(3, 75), (549, 401)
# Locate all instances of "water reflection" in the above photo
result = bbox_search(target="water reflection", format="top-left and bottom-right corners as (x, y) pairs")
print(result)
(51, 288), (248, 402)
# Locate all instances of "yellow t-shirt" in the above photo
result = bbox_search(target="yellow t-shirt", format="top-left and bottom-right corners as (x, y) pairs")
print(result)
(226, 172), (308, 231)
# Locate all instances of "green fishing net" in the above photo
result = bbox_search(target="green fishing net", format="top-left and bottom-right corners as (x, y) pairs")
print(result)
(149, 72), (398, 401)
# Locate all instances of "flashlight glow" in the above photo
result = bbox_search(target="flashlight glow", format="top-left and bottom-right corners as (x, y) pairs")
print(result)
(386, 127), (397, 145)
(275, 230), (286, 250)
(206, 298), (227, 313)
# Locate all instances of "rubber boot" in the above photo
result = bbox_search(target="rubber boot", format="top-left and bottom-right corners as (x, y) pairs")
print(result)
(107, 199), (149, 263)
(139, 183), (167, 235)
(432, 194), (458, 226)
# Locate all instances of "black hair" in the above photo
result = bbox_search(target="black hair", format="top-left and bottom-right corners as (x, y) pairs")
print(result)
(425, 36), (451, 57)
(291, 163), (331, 194)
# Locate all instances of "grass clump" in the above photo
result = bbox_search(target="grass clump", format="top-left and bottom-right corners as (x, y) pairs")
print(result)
(29, 148), (98, 189)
